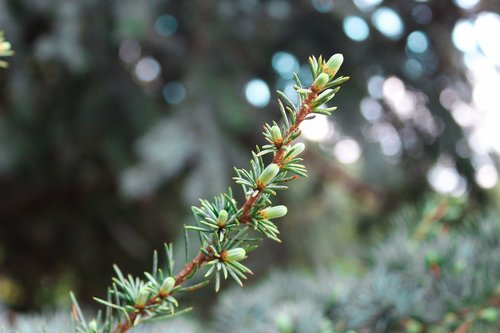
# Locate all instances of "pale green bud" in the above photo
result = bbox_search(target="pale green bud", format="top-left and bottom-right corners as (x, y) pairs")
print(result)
(288, 142), (305, 159)
(405, 319), (423, 333)
(217, 209), (228, 227)
(312, 72), (329, 90)
(222, 248), (246, 262)
(257, 163), (280, 187)
(0, 41), (12, 52)
(275, 313), (293, 333)
(135, 285), (150, 307)
(160, 276), (176, 295)
(425, 250), (440, 266)
(270, 125), (282, 144)
(89, 320), (98, 332)
(442, 312), (457, 325)
(260, 205), (288, 219)
(478, 307), (498, 322)
(324, 54), (343, 77)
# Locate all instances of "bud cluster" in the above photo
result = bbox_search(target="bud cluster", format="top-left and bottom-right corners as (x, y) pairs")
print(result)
(308, 54), (347, 96)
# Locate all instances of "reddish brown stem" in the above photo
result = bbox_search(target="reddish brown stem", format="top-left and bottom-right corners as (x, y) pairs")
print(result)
(273, 87), (319, 164)
(238, 190), (261, 224)
(110, 86), (320, 333)
(111, 312), (136, 333)
(174, 250), (211, 286)
(110, 296), (164, 333)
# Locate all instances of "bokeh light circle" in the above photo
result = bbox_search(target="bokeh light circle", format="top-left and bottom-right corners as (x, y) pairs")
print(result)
(163, 82), (186, 105)
(272, 52), (300, 79)
(334, 138), (362, 164)
(343, 16), (370, 42)
(372, 7), (404, 40)
(135, 57), (161, 82)
(407, 31), (429, 53)
(244, 79), (271, 108)
(155, 14), (178, 37)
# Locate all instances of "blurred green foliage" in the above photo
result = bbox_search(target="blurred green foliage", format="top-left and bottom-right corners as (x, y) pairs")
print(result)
(211, 199), (499, 333)
(1, 198), (498, 332)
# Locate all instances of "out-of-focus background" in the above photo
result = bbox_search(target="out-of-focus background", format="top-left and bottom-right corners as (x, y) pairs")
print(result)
(0, 0), (499, 319)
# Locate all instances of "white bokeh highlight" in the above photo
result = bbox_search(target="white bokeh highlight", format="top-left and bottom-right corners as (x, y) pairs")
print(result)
(245, 79), (271, 108)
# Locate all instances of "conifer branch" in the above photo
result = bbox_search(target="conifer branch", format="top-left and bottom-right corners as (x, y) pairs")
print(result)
(71, 54), (349, 333)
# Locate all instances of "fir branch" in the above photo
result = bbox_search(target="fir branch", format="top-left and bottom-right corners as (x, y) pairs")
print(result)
(71, 54), (349, 333)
